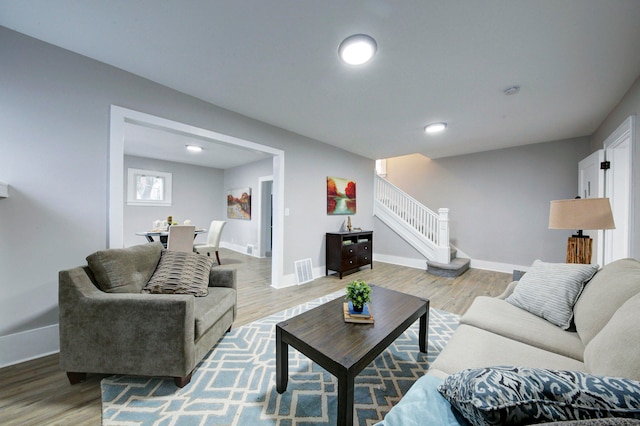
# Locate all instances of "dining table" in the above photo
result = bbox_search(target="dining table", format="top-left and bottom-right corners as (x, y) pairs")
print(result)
(136, 228), (207, 248)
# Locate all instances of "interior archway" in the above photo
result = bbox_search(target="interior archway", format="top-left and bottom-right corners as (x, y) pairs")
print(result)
(109, 105), (285, 287)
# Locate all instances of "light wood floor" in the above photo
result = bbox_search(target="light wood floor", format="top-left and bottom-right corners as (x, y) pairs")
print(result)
(0, 249), (511, 425)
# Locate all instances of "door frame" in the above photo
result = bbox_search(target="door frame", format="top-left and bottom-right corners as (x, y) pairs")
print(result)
(602, 115), (635, 264)
(258, 175), (273, 258)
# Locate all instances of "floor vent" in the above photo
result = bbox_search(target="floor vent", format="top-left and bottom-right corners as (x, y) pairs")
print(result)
(294, 258), (314, 285)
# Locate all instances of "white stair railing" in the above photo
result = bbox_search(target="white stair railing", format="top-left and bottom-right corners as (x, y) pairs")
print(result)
(374, 174), (450, 263)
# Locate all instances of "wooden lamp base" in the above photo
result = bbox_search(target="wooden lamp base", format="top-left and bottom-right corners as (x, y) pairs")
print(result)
(566, 236), (592, 264)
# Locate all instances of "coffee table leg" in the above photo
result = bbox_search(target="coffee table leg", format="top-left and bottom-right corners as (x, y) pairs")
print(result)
(337, 371), (355, 426)
(276, 326), (288, 393)
(419, 308), (429, 353)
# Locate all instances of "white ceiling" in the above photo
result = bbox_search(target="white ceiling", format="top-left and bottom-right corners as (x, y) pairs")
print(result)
(123, 122), (270, 169)
(2, 1), (640, 162)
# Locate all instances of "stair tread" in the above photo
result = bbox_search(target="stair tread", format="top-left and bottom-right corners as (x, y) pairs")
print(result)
(427, 257), (470, 270)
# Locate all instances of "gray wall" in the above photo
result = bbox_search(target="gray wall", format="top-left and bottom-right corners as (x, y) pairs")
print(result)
(0, 28), (374, 357)
(123, 156), (225, 248)
(223, 158), (274, 251)
(590, 75), (640, 259)
(379, 137), (593, 267)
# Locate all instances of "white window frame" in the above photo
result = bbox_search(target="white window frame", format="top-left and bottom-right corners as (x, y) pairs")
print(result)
(126, 168), (172, 206)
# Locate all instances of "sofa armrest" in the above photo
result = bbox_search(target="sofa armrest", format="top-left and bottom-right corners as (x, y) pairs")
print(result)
(496, 281), (518, 299)
(59, 267), (195, 377)
(209, 267), (237, 290)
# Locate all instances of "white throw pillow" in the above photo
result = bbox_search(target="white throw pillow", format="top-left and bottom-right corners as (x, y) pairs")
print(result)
(505, 259), (599, 329)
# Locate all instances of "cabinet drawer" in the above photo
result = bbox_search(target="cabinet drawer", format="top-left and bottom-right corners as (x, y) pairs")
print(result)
(342, 245), (357, 257)
(341, 257), (358, 270)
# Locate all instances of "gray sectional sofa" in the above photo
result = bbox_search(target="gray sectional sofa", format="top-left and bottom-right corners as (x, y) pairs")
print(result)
(379, 258), (640, 425)
(59, 242), (237, 387)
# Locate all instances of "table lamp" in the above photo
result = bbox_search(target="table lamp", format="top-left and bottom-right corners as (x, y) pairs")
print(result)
(548, 198), (615, 264)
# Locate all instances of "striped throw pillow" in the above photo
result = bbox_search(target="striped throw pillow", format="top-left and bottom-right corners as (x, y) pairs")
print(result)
(142, 250), (214, 297)
(505, 260), (598, 329)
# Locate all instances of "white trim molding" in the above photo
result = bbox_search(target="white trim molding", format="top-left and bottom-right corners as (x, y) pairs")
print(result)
(0, 324), (59, 368)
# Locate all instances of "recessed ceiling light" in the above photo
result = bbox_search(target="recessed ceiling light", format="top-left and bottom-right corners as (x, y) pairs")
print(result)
(338, 34), (377, 65)
(186, 145), (203, 153)
(424, 122), (447, 134)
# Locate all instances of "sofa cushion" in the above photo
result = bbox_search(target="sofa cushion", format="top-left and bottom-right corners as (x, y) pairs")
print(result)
(376, 375), (470, 426)
(430, 324), (586, 375)
(142, 250), (214, 297)
(461, 296), (585, 360)
(584, 292), (640, 381)
(574, 258), (640, 346)
(193, 287), (236, 339)
(505, 260), (598, 329)
(86, 242), (162, 293)
(438, 366), (640, 426)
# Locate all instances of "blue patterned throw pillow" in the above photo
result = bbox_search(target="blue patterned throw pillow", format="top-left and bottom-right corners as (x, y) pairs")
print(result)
(438, 367), (640, 426)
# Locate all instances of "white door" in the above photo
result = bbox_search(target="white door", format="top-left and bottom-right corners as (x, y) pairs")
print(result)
(578, 150), (605, 265)
(603, 116), (634, 265)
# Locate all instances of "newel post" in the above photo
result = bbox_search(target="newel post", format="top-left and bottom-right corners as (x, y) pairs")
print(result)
(438, 208), (450, 251)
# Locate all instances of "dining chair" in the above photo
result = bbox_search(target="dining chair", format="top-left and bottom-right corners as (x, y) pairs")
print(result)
(167, 225), (196, 252)
(194, 220), (226, 265)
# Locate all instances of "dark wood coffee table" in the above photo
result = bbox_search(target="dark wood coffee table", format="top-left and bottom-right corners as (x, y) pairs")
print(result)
(275, 285), (429, 426)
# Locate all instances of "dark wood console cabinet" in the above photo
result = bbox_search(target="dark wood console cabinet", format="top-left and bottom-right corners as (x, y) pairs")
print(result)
(326, 231), (373, 279)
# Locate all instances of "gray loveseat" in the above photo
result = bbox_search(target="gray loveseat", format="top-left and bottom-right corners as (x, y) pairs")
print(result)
(379, 258), (640, 425)
(59, 242), (237, 387)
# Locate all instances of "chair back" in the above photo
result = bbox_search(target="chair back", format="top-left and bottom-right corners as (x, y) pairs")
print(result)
(167, 225), (196, 252)
(206, 220), (227, 249)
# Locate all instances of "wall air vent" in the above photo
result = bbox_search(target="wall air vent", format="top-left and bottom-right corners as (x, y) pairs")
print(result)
(294, 258), (314, 285)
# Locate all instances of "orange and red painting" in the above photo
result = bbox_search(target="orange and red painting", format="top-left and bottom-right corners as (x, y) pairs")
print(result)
(227, 188), (251, 220)
(327, 176), (356, 215)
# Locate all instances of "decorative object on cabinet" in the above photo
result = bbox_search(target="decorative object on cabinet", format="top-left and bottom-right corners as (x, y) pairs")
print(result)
(0, 182), (8, 198)
(327, 176), (356, 215)
(548, 197), (615, 264)
(227, 187), (251, 220)
(326, 231), (373, 278)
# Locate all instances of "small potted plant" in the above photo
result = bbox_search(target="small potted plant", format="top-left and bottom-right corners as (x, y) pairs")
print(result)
(345, 280), (372, 313)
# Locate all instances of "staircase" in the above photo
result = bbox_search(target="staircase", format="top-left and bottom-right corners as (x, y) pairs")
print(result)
(373, 175), (469, 277)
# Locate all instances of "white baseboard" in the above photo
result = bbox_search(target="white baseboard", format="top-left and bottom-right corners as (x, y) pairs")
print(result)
(372, 254), (427, 270)
(0, 324), (59, 368)
(220, 241), (264, 258)
(470, 259), (529, 275)
(373, 252), (529, 275)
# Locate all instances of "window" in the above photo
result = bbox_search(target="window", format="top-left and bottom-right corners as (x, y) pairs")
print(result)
(127, 168), (172, 206)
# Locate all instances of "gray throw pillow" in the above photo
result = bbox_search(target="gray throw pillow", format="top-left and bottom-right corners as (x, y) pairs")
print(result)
(142, 250), (214, 297)
(438, 366), (640, 426)
(505, 259), (598, 329)
(86, 242), (163, 293)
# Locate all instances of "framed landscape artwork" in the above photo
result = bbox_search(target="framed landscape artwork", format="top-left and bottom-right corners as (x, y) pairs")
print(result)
(327, 176), (356, 215)
(227, 187), (251, 220)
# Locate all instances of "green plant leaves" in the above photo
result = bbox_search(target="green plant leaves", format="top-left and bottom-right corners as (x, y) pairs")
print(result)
(345, 279), (371, 308)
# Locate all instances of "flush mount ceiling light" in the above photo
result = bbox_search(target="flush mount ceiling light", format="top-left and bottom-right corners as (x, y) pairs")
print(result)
(424, 122), (447, 134)
(186, 144), (203, 153)
(338, 34), (377, 65)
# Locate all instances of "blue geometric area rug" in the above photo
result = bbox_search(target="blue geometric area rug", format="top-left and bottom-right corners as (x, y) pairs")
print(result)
(101, 290), (459, 426)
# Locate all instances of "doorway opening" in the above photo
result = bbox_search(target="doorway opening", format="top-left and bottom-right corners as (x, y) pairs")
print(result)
(109, 105), (285, 287)
(259, 177), (273, 258)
